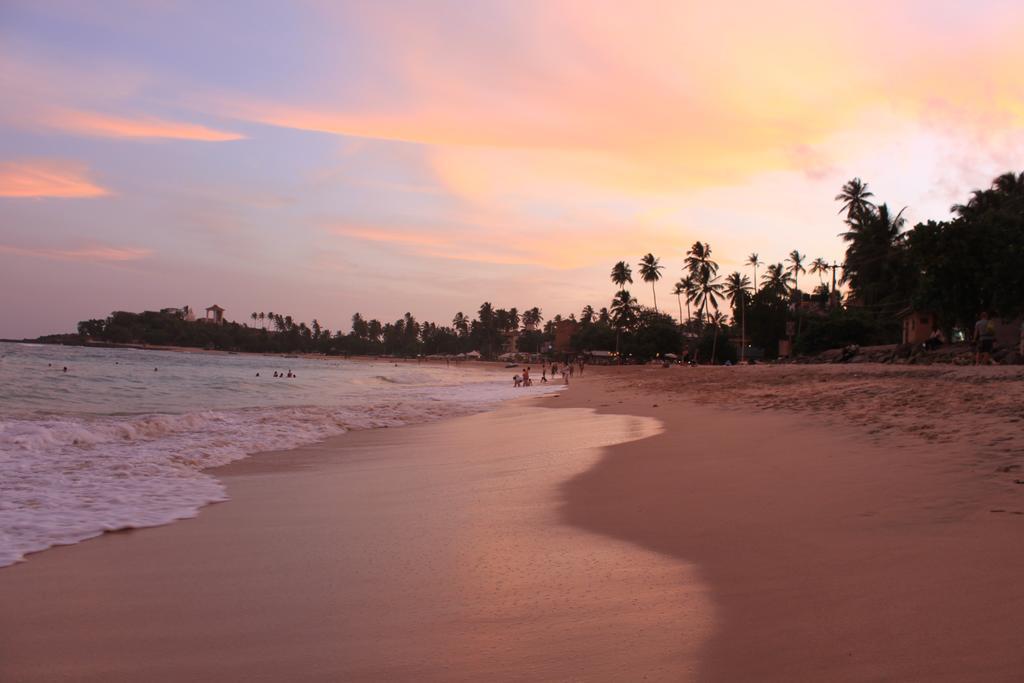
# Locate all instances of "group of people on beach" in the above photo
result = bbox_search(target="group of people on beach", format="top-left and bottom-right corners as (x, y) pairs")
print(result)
(513, 358), (585, 388)
(257, 370), (296, 378)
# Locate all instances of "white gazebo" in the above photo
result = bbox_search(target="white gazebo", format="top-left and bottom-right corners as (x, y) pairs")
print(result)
(205, 304), (226, 324)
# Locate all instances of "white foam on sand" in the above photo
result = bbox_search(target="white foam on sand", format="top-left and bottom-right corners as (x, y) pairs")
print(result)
(0, 380), (560, 567)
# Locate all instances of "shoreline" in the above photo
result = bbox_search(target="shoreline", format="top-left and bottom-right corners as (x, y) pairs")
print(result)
(2, 366), (1023, 679)
(0, 390), (717, 681)
(0, 338), (535, 373)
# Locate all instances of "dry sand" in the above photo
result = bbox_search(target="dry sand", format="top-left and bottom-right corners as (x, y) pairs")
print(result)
(2, 364), (1023, 681)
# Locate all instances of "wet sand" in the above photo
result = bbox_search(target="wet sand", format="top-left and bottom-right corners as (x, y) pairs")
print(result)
(2, 365), (1023, 681)
(0, 399), (712, 681)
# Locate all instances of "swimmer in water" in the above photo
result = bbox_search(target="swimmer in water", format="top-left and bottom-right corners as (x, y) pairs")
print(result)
(63, 366), (68, 372)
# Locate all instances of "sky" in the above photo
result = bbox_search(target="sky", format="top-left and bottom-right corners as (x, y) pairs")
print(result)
(2, 0), (1024, 338)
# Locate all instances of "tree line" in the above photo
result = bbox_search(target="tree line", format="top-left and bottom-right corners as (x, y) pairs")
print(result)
(61, 169), (1023, 361)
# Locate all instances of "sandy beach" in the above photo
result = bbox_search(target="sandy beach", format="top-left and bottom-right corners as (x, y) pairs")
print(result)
(2, 364), (1023, 681)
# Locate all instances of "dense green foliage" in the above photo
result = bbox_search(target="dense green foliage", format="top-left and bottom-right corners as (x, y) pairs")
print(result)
(839, 170), (1024, 333)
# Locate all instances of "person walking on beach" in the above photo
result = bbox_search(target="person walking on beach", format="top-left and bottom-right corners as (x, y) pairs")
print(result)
(974, 311), (996, 365)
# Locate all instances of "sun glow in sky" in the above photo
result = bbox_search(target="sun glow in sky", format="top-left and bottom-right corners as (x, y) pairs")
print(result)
(2, 0), (1024, 337)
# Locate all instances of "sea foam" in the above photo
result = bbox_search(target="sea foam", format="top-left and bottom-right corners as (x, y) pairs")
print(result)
(0, 345), (556, 567)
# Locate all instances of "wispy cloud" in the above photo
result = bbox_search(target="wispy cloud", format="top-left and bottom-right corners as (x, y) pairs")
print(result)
(42, 108), (244, 141)
(0, 160), (109, 198)
(0, 243), (152, 262)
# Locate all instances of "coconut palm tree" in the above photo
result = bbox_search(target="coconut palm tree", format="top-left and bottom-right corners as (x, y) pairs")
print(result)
(786, 250), (806, 295)
(679, 275), (695, 324)
(610, 289), (639, 356)
(611, 261), (633, 289)
(694, 270), (724, 324)
(671, 280), (686, 325)
(761, 263), (794, 297)
(521, 307), (543, 330)
(251, 312), (258, 328)
(638, 253), (663, 312)
(580, 305), (595, 324)
(452, 312), (469, 337)
(724, 272), (751, 362)
(259, 311), (266, 330)
(840, 203), (906, 307)
(835, 177), (875, 222)
(685, 241), (718, 281)
(747, 253), (762, 293)
(810, 257), (829, 286)
(598, 307), (611, 324)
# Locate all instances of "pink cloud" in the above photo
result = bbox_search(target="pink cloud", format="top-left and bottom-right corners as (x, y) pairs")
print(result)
(43, 108), (244, 141)
(0, 160), (109, 198)
(0, 244), (152, 263)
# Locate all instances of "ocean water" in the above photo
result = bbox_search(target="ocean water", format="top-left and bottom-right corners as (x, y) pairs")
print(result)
(0, 342), (555, 567)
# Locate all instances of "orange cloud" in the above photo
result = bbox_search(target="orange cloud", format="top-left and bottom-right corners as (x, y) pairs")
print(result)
(327, 215), (682, 270)
(203, 1), (1024, 202)
(0, 160), (109, 198)
(0, 244), (152, 262)
(43, 108), (244, 141)
(329, 225), (448, 248)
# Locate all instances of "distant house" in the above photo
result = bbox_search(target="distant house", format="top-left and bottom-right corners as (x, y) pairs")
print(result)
(160, 306), (195, 321)
(502, 329), (518, 355)
(584, 349), (617, 365)
(204, 304), (226, 325)
(898, 308), (936, 345)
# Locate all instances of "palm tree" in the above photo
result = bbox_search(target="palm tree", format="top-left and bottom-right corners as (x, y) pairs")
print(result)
(723, 272), (751, 361)
(610, 289), (639, 356)
(761, 263), (794, 297)
(521, 307), (542, 330)
(611, 261), (633, 289)
(835, 177), (875, 222)
(671, 280), (686, 325)
(747, 253), (762, 293)
(694, 270), (724, 324)
(952, 171), (1024, 217)
(251, 312), (258, 328)
(685, 241), (718, 281)
(580, 305), (595, 324)
(840, 203), (906, 308)
(810, 257), (829, 286)
(638, 253), (663, 312)
(259, 311), (266, 330)
(452, 312), (469, 337)
(597, 307), (610, 324)
(267, 311), (275, 332)
(679, 275), (695, 323)
(786, 250), (806, 295)
(477, 302), (497, 357)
